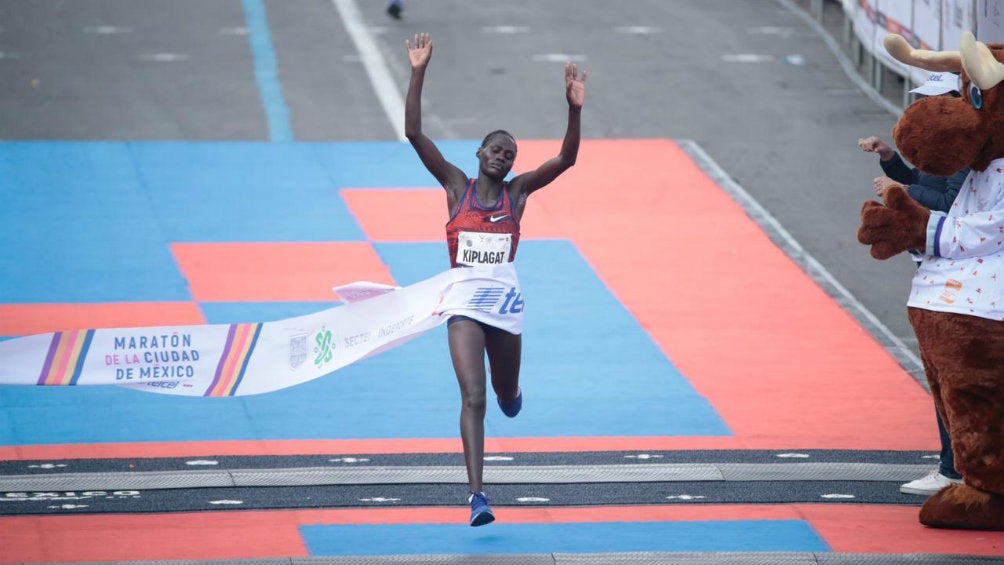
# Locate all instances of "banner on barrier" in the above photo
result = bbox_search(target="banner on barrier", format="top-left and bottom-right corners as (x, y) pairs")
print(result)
(943, 0), (976, 50)
(843, 0), (1004, 91)
(976, 0), (1004, 42)
(914, 0), (942, 50)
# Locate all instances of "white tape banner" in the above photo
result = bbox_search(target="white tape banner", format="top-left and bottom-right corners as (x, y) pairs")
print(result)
(0, 264), (524, 397)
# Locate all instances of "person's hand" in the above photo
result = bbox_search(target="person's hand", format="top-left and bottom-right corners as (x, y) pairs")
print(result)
(857, 136), (894, 160)
(407, 33), (432, 70)
(872, 176), (903, 199)
(565, 62), (586, 109)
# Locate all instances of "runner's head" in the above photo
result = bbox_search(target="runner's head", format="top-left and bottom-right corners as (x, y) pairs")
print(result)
(477, 130), (517, 180)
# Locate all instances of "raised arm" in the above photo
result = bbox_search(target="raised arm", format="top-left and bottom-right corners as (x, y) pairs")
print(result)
(404, 33), (466, 192)
(510, 62), (586, 197)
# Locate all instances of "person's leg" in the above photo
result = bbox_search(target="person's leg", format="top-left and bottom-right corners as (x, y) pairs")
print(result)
(386, 0), (403, 19)
(901, 401), (964, 495)
(447, 318), (487, 493)
(936, 409), (962, 480)
(900, 334), (958, 495)
(485, 327), (521, 404)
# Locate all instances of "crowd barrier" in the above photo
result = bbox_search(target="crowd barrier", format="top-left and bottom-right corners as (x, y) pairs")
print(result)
(803, 0), (1003, 109)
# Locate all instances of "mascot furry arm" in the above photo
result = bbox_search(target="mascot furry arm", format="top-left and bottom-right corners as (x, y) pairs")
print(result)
(857, 184), (929, 259)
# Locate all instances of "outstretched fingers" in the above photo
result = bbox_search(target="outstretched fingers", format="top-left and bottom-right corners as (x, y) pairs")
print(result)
(406, 32), (432, 52)
(565, 62), (586, 107)
(406, 33), (433, 68)
(565, 62), (586, 84)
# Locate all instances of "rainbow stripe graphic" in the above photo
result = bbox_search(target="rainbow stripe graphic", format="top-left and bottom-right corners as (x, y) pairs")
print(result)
(205, 323), (263, 397)
(36, 330), (95, 386)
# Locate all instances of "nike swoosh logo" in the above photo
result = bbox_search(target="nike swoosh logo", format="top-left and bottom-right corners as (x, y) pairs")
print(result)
(488, 214), (509, 223)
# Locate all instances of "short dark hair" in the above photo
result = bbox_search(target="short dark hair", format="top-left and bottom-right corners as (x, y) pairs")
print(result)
(480, 129), (516, 149)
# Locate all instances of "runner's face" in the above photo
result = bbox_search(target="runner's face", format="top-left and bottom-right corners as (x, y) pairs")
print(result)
(478, 136), (516, 179)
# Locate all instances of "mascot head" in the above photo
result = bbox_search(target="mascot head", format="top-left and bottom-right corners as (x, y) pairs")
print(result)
(884, 32), (1004, 175)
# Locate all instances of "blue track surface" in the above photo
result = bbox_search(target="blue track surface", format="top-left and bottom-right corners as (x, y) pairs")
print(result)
(300, 520), (829, 555)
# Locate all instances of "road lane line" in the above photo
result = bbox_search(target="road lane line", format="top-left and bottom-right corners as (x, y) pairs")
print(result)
(331, 0), (406, 141)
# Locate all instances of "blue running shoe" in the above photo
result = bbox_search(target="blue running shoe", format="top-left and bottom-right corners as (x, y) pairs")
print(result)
(469, 491), (495, 527)
(497, 388), (522, 418)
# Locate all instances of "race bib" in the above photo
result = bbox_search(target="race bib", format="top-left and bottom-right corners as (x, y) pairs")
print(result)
(456, 231), (512, 266)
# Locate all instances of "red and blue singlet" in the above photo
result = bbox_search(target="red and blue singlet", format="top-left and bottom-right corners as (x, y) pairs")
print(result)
(446, 179), (521, 268)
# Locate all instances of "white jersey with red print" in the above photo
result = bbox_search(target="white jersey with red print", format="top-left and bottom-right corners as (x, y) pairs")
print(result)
(910, 158), (1004, 320)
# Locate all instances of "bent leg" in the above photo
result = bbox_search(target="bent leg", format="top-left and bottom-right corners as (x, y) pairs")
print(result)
(485, 327), (521, 403)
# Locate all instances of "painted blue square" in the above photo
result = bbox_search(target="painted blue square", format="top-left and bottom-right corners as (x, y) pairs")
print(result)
(0, 385), (269, 444)
(0, 142), (191, 303)
(127, 142), (365, 242)
(300, 520), (829, 555)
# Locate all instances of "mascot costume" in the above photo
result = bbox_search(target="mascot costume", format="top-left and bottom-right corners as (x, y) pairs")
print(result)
(858, 31), (1004, 531)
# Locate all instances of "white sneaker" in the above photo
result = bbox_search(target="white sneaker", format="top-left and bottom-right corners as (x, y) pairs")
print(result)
(900, 469), (963, 495)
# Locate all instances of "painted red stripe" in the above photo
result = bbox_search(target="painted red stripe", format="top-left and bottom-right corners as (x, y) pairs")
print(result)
(2, 505), (999, 563)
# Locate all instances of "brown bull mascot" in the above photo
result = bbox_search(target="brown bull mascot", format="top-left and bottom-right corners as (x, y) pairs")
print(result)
(858, 31), (1004, 531)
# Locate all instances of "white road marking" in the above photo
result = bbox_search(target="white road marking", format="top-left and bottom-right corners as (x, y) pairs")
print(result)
(532, 53), (587, 63)
(614, 26), (662, 34)
(721, 54), (774, 63)
(330, 0), (405, 141)
(138, 53), (190, 62)
(747, 26), (795, 38)
(481, 26), (529, 34)
(83, 25), (133, 35)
